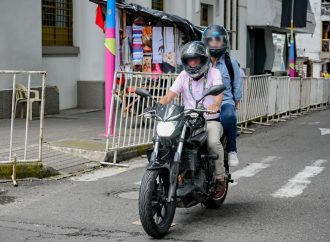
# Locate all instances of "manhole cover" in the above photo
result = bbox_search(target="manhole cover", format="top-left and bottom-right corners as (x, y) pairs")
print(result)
(116, 191), (139, 200)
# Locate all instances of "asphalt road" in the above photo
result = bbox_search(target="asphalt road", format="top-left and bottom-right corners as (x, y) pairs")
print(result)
(1, 109), (330, 242)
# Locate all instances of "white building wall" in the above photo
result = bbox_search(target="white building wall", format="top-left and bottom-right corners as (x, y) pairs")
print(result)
(43, 57), (79, 109)
(231, 0), (247, 67)
(246, 0), (282, 27)
(295, 0), (323, 77)
(296, 0), (321, 61)
(42, 0), (105, 109)
(76, 0), (105, 81)
(0, 0), (42, 89)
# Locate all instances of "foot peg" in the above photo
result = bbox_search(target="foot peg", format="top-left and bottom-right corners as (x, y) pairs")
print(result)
(201, 154), (219, 160)
(227, 173), (234, 183)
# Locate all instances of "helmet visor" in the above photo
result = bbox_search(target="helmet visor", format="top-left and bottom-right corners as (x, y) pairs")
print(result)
(186, 57), (202, 67)
(205, 36), (227, 49)
(182, 56), (206, 67)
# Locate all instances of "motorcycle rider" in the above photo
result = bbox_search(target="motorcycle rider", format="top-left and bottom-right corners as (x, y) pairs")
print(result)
(203, 25), (242, 167)
(159, 41), (227, 200)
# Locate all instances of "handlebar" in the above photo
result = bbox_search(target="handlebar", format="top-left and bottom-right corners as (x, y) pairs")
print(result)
(184, 109), (220, 114)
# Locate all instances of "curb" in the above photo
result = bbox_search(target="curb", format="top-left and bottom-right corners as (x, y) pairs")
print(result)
(0, 162), (59, 179)
(103, 144), (152, 164)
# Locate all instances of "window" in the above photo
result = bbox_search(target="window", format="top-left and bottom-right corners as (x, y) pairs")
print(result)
(42, 0), (73, 46)
(152, 0), (164, 11)
(272, 33), (286, 72)
(200, 4), (209, 26)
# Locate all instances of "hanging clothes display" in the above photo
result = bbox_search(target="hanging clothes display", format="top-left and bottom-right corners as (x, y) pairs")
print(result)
(126, 26), (133, 44)
(162, 52), (176, 73)
(132, 17), (144, 66)
(142, 26), (152, 53)
(175, 30), (183, 65)
(142, 56), (152, 72)
(92, 1), (205, 74)
(164, 27), (174, 53)
(152, 27), (163, 64)
(121, 36), (131, 65)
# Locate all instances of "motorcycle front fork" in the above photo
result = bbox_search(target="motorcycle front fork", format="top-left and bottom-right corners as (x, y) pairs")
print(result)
(167, 124), (187, 202)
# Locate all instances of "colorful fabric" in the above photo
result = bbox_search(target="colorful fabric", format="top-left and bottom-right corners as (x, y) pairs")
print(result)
(152, 27), (163, 63)
(132, 17), (144, 65)
(143, 56), (152, 72)
(170, 68), (223, 120)
(142, 26), (152, 53)
(95, 5), (105, 32)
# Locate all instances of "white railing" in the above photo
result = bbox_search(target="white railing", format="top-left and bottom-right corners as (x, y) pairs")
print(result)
(245, 75), (271, 122)
(105, 72), (178, 157)
(289, 77), (301, 112)
(105, 72), (330, 161)
(0, 70), (46, 164)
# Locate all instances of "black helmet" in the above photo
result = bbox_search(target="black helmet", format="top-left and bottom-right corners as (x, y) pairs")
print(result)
(202, 25), (229, 58)
(181, 41), (210, 79)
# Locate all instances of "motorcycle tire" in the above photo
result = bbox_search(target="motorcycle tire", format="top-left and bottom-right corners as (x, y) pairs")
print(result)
(202, 180), (229, 209)
(138, 169), (176, 238)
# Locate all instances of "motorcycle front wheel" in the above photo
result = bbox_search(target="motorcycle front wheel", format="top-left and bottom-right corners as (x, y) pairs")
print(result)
(138, 169), (176, 238)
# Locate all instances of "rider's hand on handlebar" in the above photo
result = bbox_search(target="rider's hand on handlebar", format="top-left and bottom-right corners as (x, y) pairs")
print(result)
(207, 104), (220, 114)
(144, 106), (156, 113)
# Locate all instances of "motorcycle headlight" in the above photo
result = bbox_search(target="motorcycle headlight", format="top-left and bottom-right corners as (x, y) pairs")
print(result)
(156, 121), (176, 137)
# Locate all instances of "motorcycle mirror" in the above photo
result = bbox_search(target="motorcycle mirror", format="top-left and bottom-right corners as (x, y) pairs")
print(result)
(135, 88), (151, 98)
(195, 85), (226, 107)
(203, 84), (226, 97)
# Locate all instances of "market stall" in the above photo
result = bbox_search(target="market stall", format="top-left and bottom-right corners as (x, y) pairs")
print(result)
(90, 0), (203, 74)
(90, 0), (204, 137)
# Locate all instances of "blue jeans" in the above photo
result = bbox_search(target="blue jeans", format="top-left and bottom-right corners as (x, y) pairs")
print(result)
(220, 103), (237, 152)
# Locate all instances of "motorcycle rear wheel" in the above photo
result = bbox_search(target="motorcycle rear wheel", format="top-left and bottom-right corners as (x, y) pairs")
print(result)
(138, 169), (176, 238)
(202, 181), (228, 209)
(203, 150), (229, 209)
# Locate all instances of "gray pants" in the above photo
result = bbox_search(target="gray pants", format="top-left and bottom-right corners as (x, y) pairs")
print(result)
(206, 121), (225, 178)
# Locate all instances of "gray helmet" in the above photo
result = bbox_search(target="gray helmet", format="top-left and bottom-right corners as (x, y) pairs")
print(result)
(181, 41), (210, 79)
(202, 25), (229, 58)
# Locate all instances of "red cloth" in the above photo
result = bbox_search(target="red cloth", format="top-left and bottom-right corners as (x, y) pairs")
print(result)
(95, 5), (105, 32)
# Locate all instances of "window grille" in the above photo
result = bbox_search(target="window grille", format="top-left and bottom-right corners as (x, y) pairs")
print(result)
(152, 0), (164, 11)
(42, 0), (73, 46)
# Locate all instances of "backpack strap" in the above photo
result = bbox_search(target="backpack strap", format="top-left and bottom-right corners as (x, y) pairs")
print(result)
(224, 52), (235, 100)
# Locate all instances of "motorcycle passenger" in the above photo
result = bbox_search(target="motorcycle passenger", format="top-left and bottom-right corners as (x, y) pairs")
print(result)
(203, 25), (242, 167)
(159, 41), (227, 200)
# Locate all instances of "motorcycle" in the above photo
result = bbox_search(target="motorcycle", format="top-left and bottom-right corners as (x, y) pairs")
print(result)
(135, 85), (233, 238)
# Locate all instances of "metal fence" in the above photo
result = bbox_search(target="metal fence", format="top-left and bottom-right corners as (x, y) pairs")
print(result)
(105, 71), (178, 158)
(0, 70), (46, 164)
(106, 72), (330, 160)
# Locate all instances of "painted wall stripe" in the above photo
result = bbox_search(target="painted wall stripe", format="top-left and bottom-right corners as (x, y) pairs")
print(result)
(272, 159), (327, 198)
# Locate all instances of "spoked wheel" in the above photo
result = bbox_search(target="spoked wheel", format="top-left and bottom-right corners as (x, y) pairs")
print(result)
(138, 169), (176, 238)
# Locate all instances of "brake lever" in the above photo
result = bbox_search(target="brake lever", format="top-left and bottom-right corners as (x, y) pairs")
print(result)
(138, 110), (155, 117)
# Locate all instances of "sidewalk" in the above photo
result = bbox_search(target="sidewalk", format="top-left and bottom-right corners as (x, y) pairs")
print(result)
(0, 109), (108, 175)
